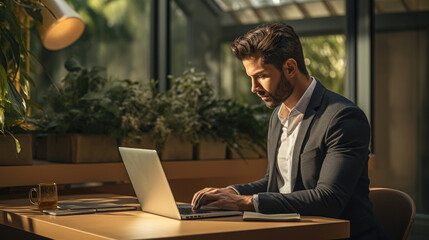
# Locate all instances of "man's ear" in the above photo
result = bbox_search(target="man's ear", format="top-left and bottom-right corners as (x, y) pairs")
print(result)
(282, 58), (297, 76)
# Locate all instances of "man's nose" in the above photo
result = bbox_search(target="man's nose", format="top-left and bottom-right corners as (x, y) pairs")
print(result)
(251, 78), (258, 93)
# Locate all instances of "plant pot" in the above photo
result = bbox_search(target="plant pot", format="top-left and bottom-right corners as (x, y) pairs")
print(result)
(161, 134), (193, 161)
(33, 134), (48, 160)
(47, 134), (121, 163)
(120, 134), (194, 161)
(0, 134), (32, 166)
(195, 137), (226, 160)
(120, 133), (156, 150)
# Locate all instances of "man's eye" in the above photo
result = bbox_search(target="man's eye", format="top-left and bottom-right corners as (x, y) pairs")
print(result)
(257, 75), (265, 79)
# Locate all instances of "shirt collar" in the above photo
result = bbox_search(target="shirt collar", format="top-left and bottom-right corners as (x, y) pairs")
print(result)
(278, 77), (317, 124)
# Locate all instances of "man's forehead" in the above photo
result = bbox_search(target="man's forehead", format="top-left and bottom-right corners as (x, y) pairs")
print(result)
(242, 55), (275, 76)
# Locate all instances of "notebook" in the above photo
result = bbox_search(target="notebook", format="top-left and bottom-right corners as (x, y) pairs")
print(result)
(118, 147), (242, 220)
(243, 211), (301, 221)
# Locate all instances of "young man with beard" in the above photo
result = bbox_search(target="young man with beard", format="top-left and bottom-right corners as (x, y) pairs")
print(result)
(191, 22), (388, 239)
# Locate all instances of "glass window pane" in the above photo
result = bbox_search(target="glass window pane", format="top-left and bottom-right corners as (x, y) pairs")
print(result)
(301, 35), (345, 95)
(375, 0), (429, 13)
(214, 0), (233, 11)
(327, 0), (346, 16)
(405, 0), (429, 11)
(220, 43), (260, 104)
(33, 0), (151, 102)
(231, 0), (250, 10)
(376, 0), (406, 13)
(257, 8), (282, 22)
(278, 4), (306, 20)
(235, 8), (261, 24)
(170, 0), (188, 77)
(373, 1), (429, 237)
(302, 2), (331, 18)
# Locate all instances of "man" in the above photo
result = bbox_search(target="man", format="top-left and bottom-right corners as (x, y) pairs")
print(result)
(192, 23), (388, 239)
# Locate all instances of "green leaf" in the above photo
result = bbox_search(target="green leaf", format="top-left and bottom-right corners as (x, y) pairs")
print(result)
(2, 8), (21, 39)
(0, 28), (21, 74)
(6, 79), (26, 116)
(19, 70), (36, 87)
(64, 58), (82, 72)
(5, 130), (21, 155)
(3, 100), (25, 130)
(0, 107), (4, 132)
(13, 0), (40, 9)
(0, 65), (6, 100)
(23, 4), (43, 24)
(26, 99), (45, 114)
(0, 48), (7, 72)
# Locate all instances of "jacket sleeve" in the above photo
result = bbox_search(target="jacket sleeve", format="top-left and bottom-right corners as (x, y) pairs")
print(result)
(257, 106), (370, 218)
(230, 169), (269, 195)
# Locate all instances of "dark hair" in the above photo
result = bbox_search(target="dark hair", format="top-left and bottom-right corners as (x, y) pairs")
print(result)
(231, 22), (308, 76)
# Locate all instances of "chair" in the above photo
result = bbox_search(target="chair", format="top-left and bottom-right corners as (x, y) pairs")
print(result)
(369, 188), (416, 240)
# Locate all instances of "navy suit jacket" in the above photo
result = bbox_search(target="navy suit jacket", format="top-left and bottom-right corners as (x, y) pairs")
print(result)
(232, 81), (388, 239)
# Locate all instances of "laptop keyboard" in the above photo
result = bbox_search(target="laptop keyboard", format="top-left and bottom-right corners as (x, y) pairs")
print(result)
(178, 205), (211, 215)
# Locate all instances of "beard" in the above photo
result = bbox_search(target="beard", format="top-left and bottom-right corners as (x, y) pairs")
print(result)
(257, 74), (294, 109)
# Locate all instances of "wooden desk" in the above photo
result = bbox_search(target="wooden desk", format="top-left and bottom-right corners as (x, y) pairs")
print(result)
(0, 194), (349, 240)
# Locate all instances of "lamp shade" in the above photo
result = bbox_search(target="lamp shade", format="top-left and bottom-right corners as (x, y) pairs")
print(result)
(39, 0), (85, 50)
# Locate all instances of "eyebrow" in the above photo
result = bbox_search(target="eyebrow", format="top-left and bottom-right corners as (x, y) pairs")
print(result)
(249, 70), (266, 78)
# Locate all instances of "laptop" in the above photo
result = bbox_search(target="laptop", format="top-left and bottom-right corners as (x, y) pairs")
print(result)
(118, 147), (242, 220)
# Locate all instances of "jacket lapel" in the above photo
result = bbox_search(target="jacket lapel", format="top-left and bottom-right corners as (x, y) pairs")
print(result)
(291, 80), (325, 191)
(267, 106), (282, 191)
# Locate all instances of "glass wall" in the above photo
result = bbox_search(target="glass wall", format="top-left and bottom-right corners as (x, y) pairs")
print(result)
(32, 0), (151, 102)
(168, 0), (222, 93)
(372, 1), (429, 238)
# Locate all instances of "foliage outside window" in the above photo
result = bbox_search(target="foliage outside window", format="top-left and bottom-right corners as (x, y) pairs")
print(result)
(301, 35), (345, 96)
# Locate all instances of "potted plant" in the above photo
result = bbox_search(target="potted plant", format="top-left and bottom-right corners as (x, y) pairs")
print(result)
(121, 68), (226, 160)
(120, 80), (164, 153)
(167, 68), (226, 160)
(120, 67), (269, 161)
(43, 58), (131, 163)
(0, 0), (44, 165)
(120, 78), (194, 160)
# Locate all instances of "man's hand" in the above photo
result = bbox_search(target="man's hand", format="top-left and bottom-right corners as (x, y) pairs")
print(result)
(191, 187), (255, 211)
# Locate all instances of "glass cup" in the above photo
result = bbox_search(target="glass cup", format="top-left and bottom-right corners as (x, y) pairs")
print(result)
(29, 183), (58, 210)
